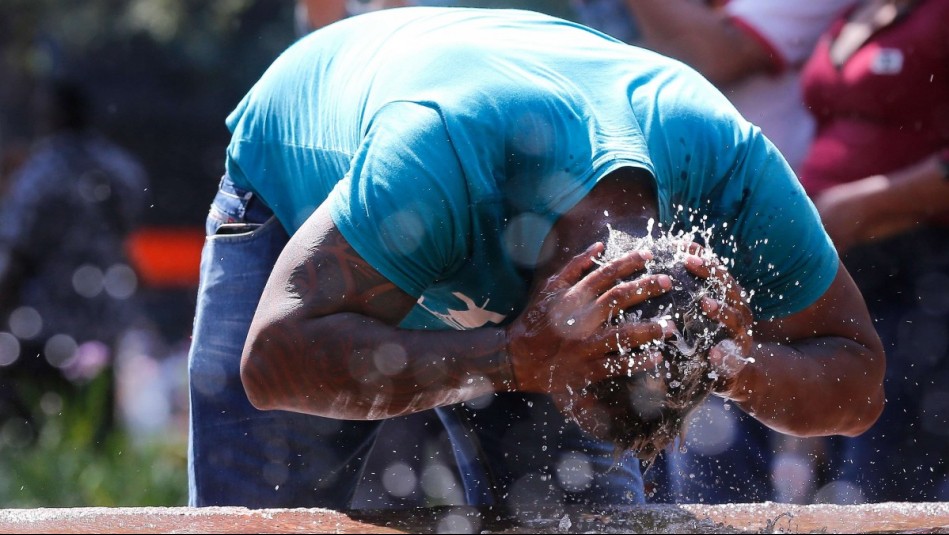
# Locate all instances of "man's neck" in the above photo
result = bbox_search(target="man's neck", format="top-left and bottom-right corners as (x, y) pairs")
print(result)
(536, 166), (659, 280)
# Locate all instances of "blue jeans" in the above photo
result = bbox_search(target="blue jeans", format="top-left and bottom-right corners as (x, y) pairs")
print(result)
(188, 175), (644, 508)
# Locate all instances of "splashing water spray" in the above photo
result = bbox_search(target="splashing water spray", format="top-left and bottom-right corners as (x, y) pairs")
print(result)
(565, 216), (747, 467)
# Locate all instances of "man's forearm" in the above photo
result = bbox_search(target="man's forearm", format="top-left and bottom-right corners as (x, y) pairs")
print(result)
(726, 336), (885, 437)
(241, 311), (515, 420)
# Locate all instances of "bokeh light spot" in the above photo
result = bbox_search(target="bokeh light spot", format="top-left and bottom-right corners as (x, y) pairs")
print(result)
(373, 343), (408, 376)
(555, 452), (594, 493)
(380, 209), (425, 257)
(683, 399), (737, 456)
(8, 306), (43, 340)
(503, 213), (554, 268)
(436, 511), (477, 534)
(44, 333), (78, 368)
(382, 462), (417, 498)
(421, 463), (462, 502)
(104, 263), (138, 299)
(0, 332), (21, 366)
(463, 393), (494, 410)
(815, 480), (866, 505)
(192, 360), (227, 397)
(72, 264), (104, 298)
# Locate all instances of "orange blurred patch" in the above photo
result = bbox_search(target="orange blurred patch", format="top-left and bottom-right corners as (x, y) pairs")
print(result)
(126, 227), (205, 288)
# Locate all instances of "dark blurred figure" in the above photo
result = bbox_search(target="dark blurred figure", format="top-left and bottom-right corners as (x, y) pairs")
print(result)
(0, 78), (148, 441)
(0, 136), (29, 199)
(570, 0), (640, 45)
(294, 0), (397, 35)
(798, 0), (949, 503)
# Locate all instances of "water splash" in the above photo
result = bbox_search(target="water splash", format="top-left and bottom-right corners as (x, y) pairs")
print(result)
(572, 220), (736, 462)
(597, 220), (729, 368)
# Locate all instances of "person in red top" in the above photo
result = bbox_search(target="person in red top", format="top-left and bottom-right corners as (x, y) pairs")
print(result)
(799, 0), (949, 502)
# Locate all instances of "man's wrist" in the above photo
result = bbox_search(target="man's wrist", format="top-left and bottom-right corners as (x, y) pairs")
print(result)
(711, 345), (756, 404)
(497, 329), (519, 392)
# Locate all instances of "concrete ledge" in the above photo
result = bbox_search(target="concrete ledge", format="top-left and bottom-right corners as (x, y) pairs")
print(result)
(0, 502), (947, 533)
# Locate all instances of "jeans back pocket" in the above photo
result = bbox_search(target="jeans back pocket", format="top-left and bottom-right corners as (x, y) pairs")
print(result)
(207, 175), (272, 236)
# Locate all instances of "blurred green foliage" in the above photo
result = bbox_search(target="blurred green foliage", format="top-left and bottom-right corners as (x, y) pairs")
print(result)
(0, 373), (187, 507)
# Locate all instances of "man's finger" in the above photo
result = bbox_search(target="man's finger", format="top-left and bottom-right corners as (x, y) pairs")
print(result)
(580, 349), (666, 387)
(595, 319), (668, 353)
(685, 254), (751, 313)
(683, 253), (718, 280)
(701, 297), (753, 352)
(680, 241), (705, 257)
(594, 274), (672, 319)
(546, 242), (605, 291)
(576, 249), (653, 297)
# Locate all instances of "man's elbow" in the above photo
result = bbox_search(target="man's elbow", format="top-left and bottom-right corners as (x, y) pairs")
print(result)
(840, 383), (885, 437)
(240, 320), (340, 417)
(239, 326), (286, 411)
(842, 346), (887, 437)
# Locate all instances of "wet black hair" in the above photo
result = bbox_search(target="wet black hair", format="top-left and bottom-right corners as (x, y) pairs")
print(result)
(565, 234), (727, 465)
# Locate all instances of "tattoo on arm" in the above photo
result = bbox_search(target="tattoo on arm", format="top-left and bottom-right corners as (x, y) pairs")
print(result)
(286, 230), (408, 322)
(245, 224), (513, 419)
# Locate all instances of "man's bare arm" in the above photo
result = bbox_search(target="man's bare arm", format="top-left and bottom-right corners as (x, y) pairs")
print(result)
(240, 206), (515, 419)
(711, 261), (886, 437)
(241, 203), (671, 420)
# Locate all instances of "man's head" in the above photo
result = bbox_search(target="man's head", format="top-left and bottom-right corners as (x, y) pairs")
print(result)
(576, 229), (727, 462)
(534, 167), (728, 461)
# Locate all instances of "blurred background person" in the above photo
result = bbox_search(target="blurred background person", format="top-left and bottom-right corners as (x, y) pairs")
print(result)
(570, 0), (641, 45)
(585, 0), (857, 174)
(295, 0), (404, 35)
(798, 0), (949, 503)
(0, 78), (148, 442)
(295, 0), (574, 35)
(0, 1), (309, 507)
(0, 127), (29, 199)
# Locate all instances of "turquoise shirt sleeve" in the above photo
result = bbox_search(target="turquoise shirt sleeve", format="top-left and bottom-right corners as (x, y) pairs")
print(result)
(728, 132), (840, 320)
(328, 102), (471, 298)
(640, 64), (839, 320)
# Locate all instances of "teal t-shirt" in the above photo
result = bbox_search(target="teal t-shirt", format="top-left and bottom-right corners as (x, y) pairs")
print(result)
(225, 7), (837, 329)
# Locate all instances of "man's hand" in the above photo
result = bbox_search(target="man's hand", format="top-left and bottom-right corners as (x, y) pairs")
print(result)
(505, 242), (672, 397)
(683, 248), (755, 400)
